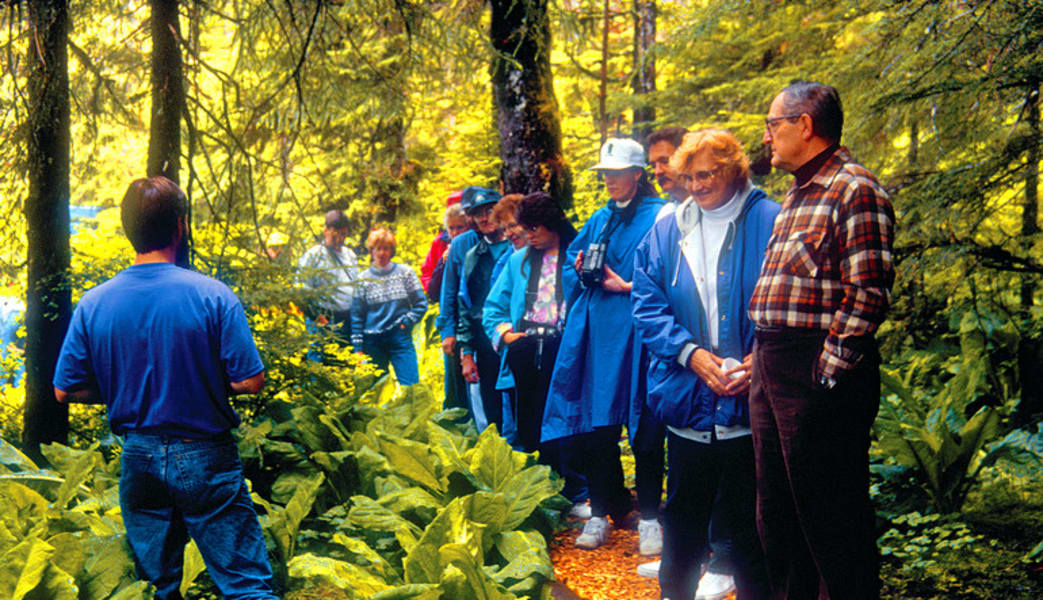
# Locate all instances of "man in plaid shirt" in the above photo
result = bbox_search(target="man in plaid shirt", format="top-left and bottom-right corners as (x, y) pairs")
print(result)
(748, 81), (894, 600)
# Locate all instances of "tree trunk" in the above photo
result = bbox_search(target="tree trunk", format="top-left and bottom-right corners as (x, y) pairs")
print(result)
(23, 0), (71, 461)
(631, 0), (655, 141)
(148, 0), (191, 267)
(148, 0), (183, 182)
(490, 0), (573, 207)
(1020, 82), (1039, 309)
(598, 0), (610, 145)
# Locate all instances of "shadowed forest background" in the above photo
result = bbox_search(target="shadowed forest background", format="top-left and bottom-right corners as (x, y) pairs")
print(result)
(0, 1), (1042, 598)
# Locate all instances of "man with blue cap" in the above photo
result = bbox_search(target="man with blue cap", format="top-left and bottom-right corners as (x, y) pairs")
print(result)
(456, 187), (509, 431)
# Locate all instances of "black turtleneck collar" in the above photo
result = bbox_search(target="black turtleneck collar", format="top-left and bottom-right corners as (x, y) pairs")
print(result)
(793, 143), (840, 187)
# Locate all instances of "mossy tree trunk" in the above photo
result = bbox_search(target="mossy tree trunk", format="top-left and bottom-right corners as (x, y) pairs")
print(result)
(489, 0), (573, 208)
(148, 0), (191, 267)
(23, 0), (71, 461)
(631, 0), (655, 141)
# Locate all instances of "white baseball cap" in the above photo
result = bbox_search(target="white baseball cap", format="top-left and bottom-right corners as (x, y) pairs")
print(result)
(589, 138), (647, 171)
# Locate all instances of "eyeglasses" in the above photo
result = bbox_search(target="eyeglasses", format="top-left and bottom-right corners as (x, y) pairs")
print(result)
(523, 224), (541, 233)
(680, 167), (721, 185)
(764, 113), (803, 134)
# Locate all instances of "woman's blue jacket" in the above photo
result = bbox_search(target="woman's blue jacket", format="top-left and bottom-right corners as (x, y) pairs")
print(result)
(631, 185), (779, 430)
(541, 195), (664, 443)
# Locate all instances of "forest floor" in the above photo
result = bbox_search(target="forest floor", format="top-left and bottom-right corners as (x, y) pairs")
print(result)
(548, 518), (738, 600)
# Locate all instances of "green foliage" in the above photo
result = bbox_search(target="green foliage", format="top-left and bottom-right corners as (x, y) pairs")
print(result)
(240, 379), (566, 598)
(0, 439), (151, 599)
(874, 311), (1042, 513)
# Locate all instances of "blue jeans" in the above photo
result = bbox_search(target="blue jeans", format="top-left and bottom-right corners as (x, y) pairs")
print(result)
(361, 326), (420, 385)
(119, 432), (278, 600)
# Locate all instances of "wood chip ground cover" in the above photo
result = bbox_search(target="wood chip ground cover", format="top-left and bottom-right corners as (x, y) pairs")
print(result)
(548, 523), (738, 600)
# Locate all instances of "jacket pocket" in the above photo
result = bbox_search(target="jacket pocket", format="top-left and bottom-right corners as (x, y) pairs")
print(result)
(782, 229), (825, 278)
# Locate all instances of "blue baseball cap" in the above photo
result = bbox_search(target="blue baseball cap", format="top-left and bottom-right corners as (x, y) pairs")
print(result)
(461, 187), (501, 215)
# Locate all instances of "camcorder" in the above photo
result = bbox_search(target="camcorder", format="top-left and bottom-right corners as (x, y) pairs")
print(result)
(579, 242), (607, 288)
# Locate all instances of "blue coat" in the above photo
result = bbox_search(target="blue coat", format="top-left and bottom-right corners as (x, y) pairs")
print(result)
(541, 195), (664, 443)
(631, 186), (779, 430)
(436, 230), (479, 339)
(482, 246), (530, 391)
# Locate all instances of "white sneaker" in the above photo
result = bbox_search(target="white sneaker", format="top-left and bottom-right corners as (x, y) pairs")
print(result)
(695, 571), (736, 600)
(638, 518), (663, 555)
(636, 559), (660, 578)
(568, 501), (592, 520)
(575, 516), (611, 549)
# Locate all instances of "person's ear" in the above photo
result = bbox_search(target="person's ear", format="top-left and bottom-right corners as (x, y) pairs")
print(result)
(798, 114), (815, 142)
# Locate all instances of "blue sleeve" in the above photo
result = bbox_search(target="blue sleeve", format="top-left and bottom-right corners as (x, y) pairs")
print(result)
(491, 250), (510, 286)
(53, 304), (93, 391)
(403, 267), (428, 327)
(483, 253), (517, 351)
(631, 230), (695, 364)
(563, 215), (595, 308)
(220, 296), (265, 382)
(437, 238), (466, 339)
(455, 261), (475, 356)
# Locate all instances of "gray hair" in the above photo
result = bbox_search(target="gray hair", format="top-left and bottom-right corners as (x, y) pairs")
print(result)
(443, 203), (466, 230)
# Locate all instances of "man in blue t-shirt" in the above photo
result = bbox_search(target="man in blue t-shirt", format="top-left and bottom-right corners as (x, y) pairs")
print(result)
(53, 176), (278, 600)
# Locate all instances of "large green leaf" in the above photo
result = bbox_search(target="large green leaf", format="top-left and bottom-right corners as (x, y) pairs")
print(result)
(107, 581), (153, 600)
(24, 564), (78, 600)
(287, 553), (390, 598)
(178, 540), (206, 598)
(291, 405), (343, 452)
(403, 493), (506, 584)
(0, 439), (38, 472)
(376, 486), (442, 524)
(270, 466), (323, 505)
(371, 583), (442, 600)
(376, 432), (446, 493)
(44, 533), (88, 584)
(493, 531), (553, 593)
(438, 543), (514, 600)
(469, 428), (528, 492)
(348, 495), (423, 550)
(310, 450), (361, 502)
(1, 538), (52, 600)
(264, 472), (325, 562)
(0, 481), (50, 534)
(79, 535), (138, 600)
(331, 533), (396, 581)
(426, 423), (473, 477)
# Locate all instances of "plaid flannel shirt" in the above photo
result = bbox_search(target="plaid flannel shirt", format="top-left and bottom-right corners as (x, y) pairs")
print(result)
(749, 147), (895, 381)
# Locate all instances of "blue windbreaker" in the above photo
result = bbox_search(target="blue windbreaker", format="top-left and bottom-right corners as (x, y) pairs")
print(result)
(436, 230), (479, 339)
(631, 185), (779, 430)
(541, 195), (664, 443)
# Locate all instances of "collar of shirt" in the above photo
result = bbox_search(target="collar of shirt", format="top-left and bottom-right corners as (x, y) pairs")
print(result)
(793, 143), (840, 187)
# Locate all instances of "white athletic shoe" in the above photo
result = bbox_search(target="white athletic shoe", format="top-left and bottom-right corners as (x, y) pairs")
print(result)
(638, 518), (663, 555)
(568, 501), (592, 520)
(636, 559), (660, 578)
(695, 571), (736, 600)
(574, 516), (611, 549)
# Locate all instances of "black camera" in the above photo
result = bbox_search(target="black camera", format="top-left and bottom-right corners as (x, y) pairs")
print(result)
(579, 242), (607, 288)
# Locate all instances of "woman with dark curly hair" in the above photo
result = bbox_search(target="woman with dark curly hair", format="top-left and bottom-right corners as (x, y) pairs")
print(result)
(483, 192), (588, 507)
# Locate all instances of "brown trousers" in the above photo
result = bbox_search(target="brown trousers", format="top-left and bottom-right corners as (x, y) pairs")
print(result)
(750, 328), (880, 600)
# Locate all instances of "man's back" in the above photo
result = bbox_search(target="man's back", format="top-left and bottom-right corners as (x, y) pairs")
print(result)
(54, 262), (263, 438)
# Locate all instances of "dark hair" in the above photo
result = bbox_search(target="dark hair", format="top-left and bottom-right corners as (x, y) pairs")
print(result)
(644, 126), (688, 150)
(779, 80), (844, 144)
(516, 192), (577, 244)
(120, 176), (187, 253)
(325, 209), (349, 229)
(634, 170), (659, 200)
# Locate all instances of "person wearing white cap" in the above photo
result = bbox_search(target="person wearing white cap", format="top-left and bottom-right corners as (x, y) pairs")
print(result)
(541, 138), (665, 550)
